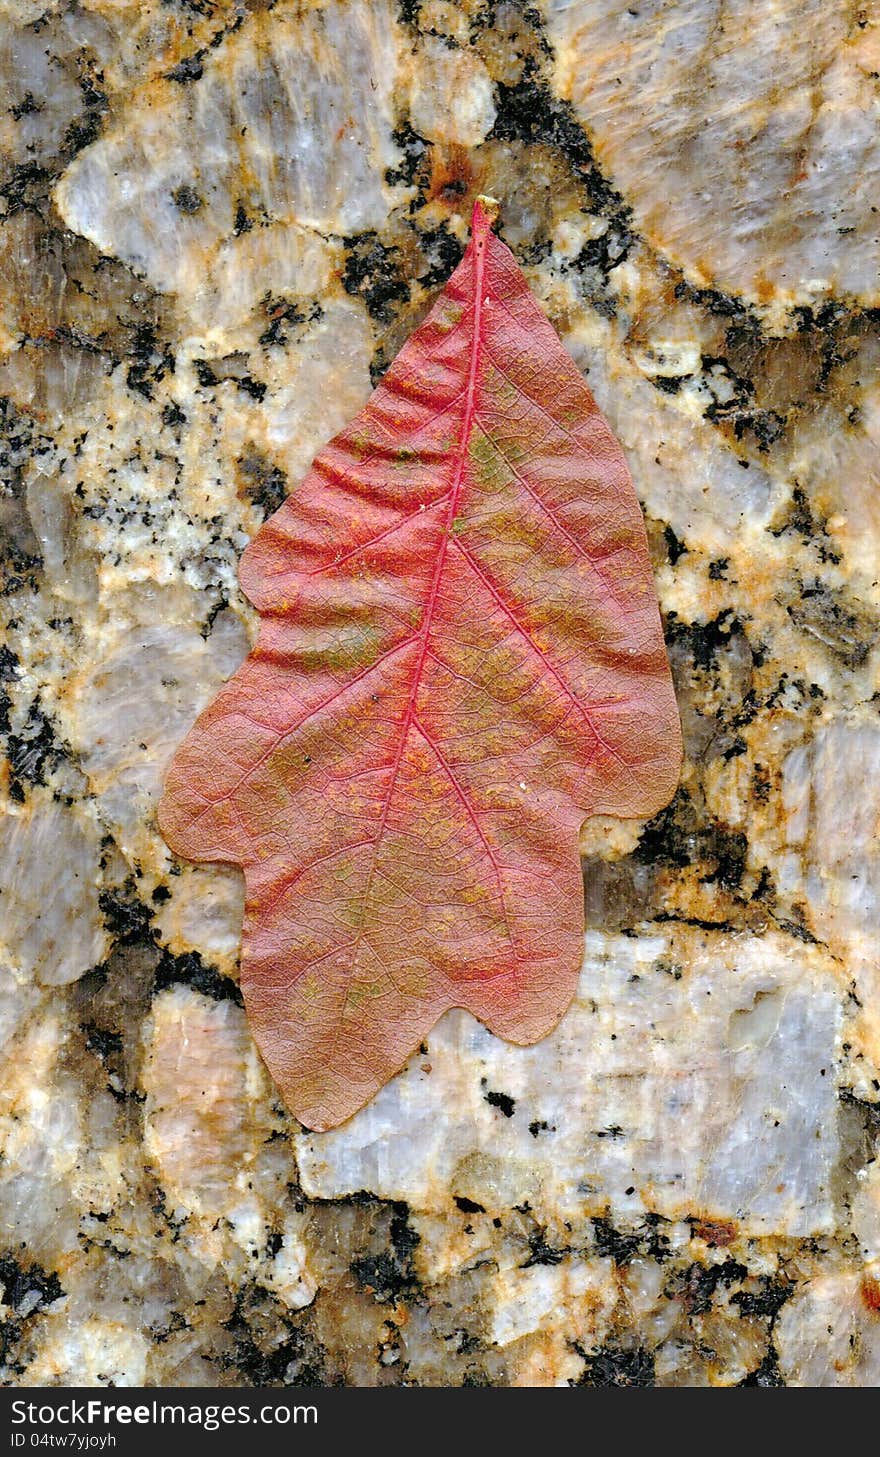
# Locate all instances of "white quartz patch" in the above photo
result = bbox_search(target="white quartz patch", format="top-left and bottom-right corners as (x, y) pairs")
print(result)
(792, 383), (880, 592)
(152, 863), (244, 972)
(187, 223), (335, 341)
(64, 621), (249, 872)
(781, 712), (880, 1075)
(410, 37), (497, 147)
(0, 1006), (86, 1261)
(775, 1268), (880, 1386)
(297, 931), (841, 1236)
(564, 316), (779, 552)
(21, 1319), (149, 1389)
(0, 794), (108, 985)
(143, 988), (271, 1220)
(54, 0), (406, 302)
(545, 0), (880, 316)
(487, 1259), (615, 1348)
(258, 299), (375, 485)
(142, 987), (316, 1306)
(782, 714), (880, 956)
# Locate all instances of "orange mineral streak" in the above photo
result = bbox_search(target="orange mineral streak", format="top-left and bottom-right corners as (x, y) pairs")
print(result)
(158, 199), (681, 1130)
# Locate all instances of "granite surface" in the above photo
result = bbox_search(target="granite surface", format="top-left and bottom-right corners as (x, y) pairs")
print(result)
(0, 0), (879, 1387)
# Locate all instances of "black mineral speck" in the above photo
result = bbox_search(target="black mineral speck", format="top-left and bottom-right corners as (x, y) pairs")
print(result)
(6, 698), (65, 797)
(233, 202), (253, 235)
(397, 0), (422, 27)
(126, 324), (174, 401)
(62, 72), (109, 158)
(350, 1202), (421, 1303)
(341, 233), (410, 324)
(739, 1351), (786, 1387)
(83, 1022), (123, 1061)
(258, 299), (304, 348)
(454, 1196), (486, 1214)
(236, 374), (266, 401)
(592, 1214), (670, 1265)
(419, 223), (465, 289)
(652, 374), (686, 395)
(0, 1255), (64, 1373)
(787, 579), (874, 670)
(663, 524), (687, 563)
(161, 401), (187, 427)
(730, 1274), (793, 1319)
(491, 72), (594, 174)
(679, 1259), (748, 1315)
(576, 1342), (655, 1387)
(522, 1230), (566, 1267)
(222, 1290), (331, 1386)
(665, 608), (746, 669)
(384, 121), (428, 189)
(194, 359), (219, 388)
(237, 449), (288, 517)
(166, 53), (206, 84)
(0, 1256), (64, 1313)
(635, 787), (749, 895)
(99, 880), (157, 948)
(9, 92), (41, 121)
(0, 161), (49, 216)
(153, 948), (243, 1006)
(481, 1081), (515, 1117)
(172, 185), (203, 214)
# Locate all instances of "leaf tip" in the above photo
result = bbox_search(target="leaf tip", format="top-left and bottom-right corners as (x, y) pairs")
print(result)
(473, 194), (501, 233)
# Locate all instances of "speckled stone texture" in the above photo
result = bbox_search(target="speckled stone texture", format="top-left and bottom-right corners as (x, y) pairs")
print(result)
(0, 0), (878, 1388)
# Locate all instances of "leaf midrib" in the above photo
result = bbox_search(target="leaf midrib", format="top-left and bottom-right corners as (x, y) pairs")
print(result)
(338, 216), (500, 988)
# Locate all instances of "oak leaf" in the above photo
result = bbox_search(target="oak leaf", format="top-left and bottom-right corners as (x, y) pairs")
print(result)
(159, 199), (681, 1130)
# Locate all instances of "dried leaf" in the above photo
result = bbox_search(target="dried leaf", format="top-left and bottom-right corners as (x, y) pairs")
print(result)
(159, 199), (681, 1130)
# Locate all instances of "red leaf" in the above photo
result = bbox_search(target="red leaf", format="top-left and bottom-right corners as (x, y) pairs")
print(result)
(159, 199), (681, 1131)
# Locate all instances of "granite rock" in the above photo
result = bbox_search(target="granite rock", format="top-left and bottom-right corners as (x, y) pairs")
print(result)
(0, 0), (878, 1388)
